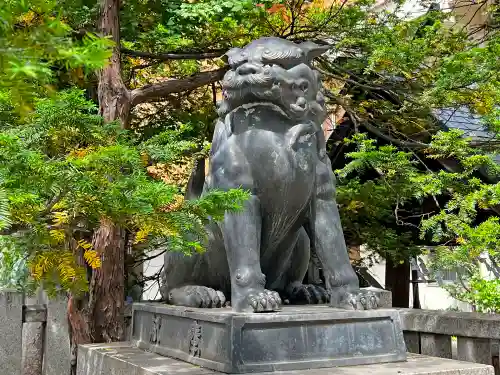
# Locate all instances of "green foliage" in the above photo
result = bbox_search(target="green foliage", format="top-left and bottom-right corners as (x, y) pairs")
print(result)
(0, 0), (112, 113)
(459, 277), (500, 313)
(121, 0), (272, 52)
(0, 0), (257, 297)
(140, 123), (205, 163)
(0, 237), (29, 290)
(336, 129), (500, 307)
(336, 133), (422, 261)
(0, 89), (249, 294)
(0, 186), (11, 230)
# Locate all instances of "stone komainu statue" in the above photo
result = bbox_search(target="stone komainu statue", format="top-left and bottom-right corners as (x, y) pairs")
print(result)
(160, 37), (378, 312)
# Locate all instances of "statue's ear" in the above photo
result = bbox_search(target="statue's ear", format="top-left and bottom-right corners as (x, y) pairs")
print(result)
(299, 41), (331, 61)
(223, 47), (243, 65)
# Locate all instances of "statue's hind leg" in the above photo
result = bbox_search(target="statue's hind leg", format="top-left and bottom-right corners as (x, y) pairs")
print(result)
(283, 227), (329, 305)
(161, 223), (229, 308)
(167, 285), (226, 308)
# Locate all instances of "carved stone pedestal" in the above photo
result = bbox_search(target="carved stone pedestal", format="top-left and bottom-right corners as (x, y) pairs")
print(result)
(131, 303), (407, 374)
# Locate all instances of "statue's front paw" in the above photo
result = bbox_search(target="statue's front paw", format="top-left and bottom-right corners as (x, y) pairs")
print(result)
(168, 286), (226, 308)
(235, 289), (282, 312)
(329, 288), (379, 310)
(286, 282), (329, 305)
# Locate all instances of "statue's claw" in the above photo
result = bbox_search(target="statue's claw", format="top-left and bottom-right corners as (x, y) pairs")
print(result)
(286, 282), (330, 304)
(329, 288), (379, 310)
(355, 292), (379, 310)
(239, 289), (282, 312)
(268, 292), (281, 310)
(167, 286), (226, 308)
(216, 290), (227, 306)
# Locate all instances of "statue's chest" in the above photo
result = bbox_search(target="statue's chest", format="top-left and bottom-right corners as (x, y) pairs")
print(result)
(243, 129), (318, 187)
(266, 147), (315, 177)
(246, 133), (317, 213)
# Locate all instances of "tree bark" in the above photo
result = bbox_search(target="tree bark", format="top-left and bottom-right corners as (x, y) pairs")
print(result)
(385, 257), (410, 308)
(91, 0), (127, 342)
(67, 0), (127, 368)
(130, 67), (227, 106)
(97, 0), (130, 127)
(89, 218), (126, 342)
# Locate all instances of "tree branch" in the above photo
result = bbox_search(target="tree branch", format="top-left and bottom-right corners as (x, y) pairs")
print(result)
(0, 190), (67, 235)
(40, 190), (67, 217)
(121, 48), (225, 61)
(324, 89), (430, 149)
(362, 121), (430, 149)
(130, 67), (228, 106)
(0, 224), (25, 236)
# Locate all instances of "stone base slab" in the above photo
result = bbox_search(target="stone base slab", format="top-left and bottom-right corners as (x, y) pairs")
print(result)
(131, 304), (406, 373)
(77, 343), (494, 375)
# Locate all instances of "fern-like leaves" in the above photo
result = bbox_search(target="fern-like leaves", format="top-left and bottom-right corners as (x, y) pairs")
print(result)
(29, 250), (89, 296)
(0, 186), (11, 230)
(78, 239), (101, 269)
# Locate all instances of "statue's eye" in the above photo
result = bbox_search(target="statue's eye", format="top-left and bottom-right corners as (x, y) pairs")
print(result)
(261, 58), (276, 66)
(294, 80), (308, 92)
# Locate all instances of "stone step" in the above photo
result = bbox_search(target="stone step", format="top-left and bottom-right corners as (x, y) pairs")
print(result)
(77, 343), (494, 375)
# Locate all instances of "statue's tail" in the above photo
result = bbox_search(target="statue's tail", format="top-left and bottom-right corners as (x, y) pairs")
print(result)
(184, 157), (206, 200)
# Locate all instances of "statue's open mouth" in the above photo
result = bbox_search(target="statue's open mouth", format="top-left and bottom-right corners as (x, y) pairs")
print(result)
(219, 86), (308, 120)
(218, 61), (314, 121)
(290, 97), (307, 113)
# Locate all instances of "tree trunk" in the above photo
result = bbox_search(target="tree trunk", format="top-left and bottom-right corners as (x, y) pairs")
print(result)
(97, 0), (130, 126)
(385, 257), (410, 308)
(91, 0), (128, 342)
(67, 0), (129, 368)
(92, 0), (128, 340)
(89, 218), (126, 342)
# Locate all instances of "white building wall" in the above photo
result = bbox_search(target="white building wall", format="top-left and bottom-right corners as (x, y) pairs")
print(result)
(141, 248), (165, 301)
(360, 246), (473, 311)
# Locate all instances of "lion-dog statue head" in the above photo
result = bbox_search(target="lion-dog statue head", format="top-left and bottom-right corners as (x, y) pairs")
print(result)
(217, 37), (329, 126)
